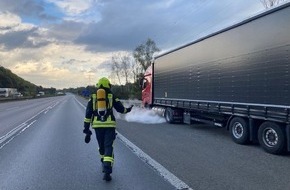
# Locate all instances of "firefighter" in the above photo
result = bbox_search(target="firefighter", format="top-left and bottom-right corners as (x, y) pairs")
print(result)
(83, 77), (133, 181)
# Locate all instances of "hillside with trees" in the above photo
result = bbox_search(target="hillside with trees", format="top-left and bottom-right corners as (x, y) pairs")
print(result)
(0, 66), (56, 96)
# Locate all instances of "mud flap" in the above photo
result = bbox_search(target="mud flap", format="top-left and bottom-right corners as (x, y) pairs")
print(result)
(183, 112), (191, 124)
(249, 118), (258, 143)
(249, 118), (254, 142)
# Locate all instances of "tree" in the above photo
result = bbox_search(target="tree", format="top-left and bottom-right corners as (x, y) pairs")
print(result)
(109, 38), (160, 100)
(111, 53), (134, 85)
(111, 54), (122, 85)
(0, 66), (37, 95)
(260, 0), (286, 8)
(120, 55), (132, 84)
(133, 38), (160, 74)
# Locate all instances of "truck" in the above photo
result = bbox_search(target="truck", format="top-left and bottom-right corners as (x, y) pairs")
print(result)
(141, 2), (290, 155)
(0, 88), (18, 97)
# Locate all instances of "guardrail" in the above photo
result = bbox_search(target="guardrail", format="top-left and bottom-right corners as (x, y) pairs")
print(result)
(0, 94), (65, 103)
(0, 96), (33, 103)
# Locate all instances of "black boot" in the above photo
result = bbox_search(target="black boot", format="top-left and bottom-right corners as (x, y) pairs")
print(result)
(103, 173), (112, 181)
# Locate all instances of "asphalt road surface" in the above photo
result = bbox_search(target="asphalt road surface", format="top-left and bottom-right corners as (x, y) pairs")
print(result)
(1, 94), (290, 190)
(0, 95), (175, 190)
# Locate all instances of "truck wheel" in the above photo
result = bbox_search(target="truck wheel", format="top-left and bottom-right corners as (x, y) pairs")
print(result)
(229, 117), (249, 144)
(258, 122), (285, 154)
(165, 108), (174, 123)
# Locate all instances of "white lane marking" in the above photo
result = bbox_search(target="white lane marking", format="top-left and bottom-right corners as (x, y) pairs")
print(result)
(21, 120), (37, 132)
(0, 100), (61, 149)
(0, 120), (37, 150)
(0, 110), (42, 141)
(0, 123), (26, 143)
(0, 134), (17, 150)
(74, 96), (193, 190)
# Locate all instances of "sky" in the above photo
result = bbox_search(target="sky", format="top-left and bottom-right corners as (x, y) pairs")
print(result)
(0, 0), (279, 89)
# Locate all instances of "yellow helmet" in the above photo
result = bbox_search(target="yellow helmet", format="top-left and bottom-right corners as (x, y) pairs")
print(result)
(96, 77), (111, 88)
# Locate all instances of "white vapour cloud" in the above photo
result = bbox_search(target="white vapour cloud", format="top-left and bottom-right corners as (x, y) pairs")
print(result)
(125, 107), (166, 124)
(115, 106), (166, 124)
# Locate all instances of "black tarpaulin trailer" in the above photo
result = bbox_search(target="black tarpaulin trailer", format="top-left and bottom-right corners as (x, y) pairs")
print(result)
(150, 2), (290, 154)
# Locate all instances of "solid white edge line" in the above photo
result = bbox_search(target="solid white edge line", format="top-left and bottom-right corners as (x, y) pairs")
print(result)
(74, 96), (193, 190)
(117, 133), (193, 190)
(74, 96), (86, 109)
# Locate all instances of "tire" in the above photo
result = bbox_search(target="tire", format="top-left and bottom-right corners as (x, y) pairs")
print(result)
(229, 117), (249, 144)
(258, 122), (285, 154)
(165, 107), (174, 123)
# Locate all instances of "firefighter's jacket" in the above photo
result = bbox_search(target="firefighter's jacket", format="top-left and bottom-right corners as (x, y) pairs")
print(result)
(84, 88), (128, 128)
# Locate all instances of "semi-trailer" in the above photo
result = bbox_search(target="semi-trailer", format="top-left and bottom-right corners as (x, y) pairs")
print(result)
(141, 2), (290, 154)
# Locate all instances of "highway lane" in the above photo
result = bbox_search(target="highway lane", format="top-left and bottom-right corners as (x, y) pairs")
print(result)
(0, 97), (63, 136)
(2, 94), (290, 190)
(76, 95), (290, 190)
(115, 112), (290, 190)
(75, 95), (290, 190)
(0, 95), (176, 190)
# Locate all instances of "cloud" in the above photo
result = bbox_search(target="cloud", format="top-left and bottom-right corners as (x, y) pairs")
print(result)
(0, 0), (268, 89)
(46, 0), (95, 16)
(45, 20), (87, 41)
(0, 11), (21, 29)
(0, 27), (35, 50)
(12, 61), (74, 83)
(0, 0), (58, 23)
(74, 0), (176, 52)
(0, 11), (54, 50)
(12, 61), (73, 88)
(13, 62), (38, 74)
(0, 42), (115, 88)
(1, 1), (265, 53)
(74, 0), (265, 53)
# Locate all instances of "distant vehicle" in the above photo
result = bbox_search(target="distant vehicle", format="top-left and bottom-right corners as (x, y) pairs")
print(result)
(36, 91), (45, 97)
(13, 92), (23, 97)
(0, 88), (18, 97)
(141, 3), (290, 154)
(56, 92), (64, 95)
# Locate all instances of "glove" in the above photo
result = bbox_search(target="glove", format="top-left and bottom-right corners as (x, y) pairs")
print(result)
(126, 105), (134, 113)
(85, 134), (91, 144)
(83, 128), (92, 144)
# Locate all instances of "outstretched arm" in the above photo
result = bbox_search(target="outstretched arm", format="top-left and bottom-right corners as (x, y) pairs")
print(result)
(113, 97), (133, 113)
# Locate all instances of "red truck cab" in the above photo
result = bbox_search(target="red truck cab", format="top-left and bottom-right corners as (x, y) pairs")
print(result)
(141, 65), (152, 108)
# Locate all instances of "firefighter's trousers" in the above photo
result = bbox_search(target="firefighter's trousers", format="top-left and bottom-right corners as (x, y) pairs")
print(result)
(94, 128), (116, 174)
